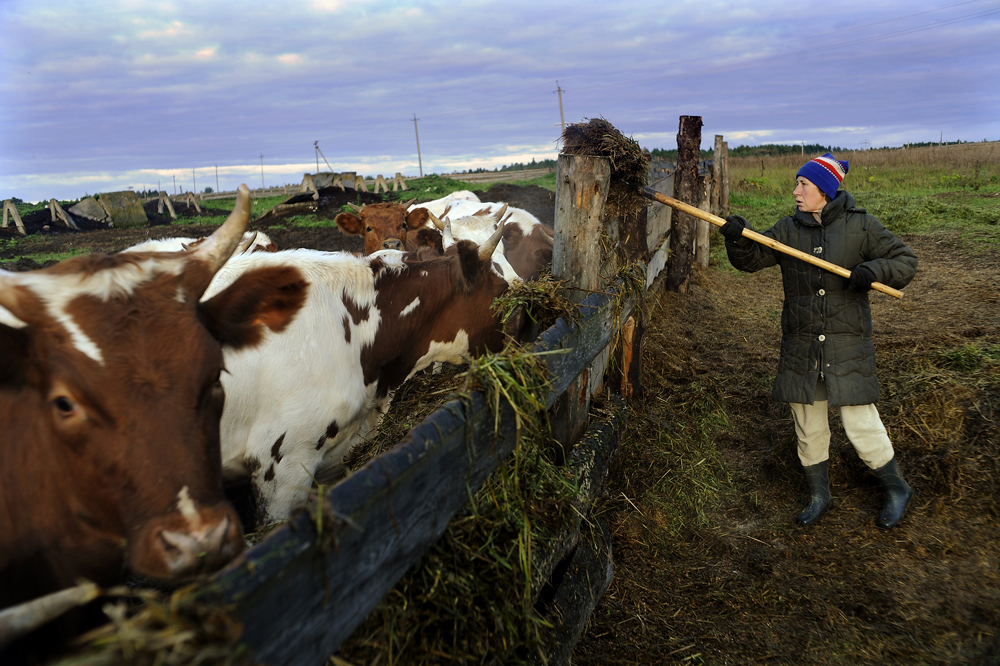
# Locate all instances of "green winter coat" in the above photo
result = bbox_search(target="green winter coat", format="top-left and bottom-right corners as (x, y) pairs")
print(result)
(726, 191), (917, 406)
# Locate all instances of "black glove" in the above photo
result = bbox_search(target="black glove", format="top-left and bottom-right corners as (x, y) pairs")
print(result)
(848, 265), (876, 291)
(721, 215), (749, 240)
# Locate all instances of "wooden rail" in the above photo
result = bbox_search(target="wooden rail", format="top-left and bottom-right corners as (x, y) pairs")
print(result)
(205, 282), (634, 664)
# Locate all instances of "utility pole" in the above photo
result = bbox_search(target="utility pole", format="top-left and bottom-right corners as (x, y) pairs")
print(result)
(173, 175), (176, 195)
(554, 81), (566, 137)
(412, 114), (423, 177)
(260, 154), (265, 192)
(800, 141), (804, 155)
(215, 165), (219, 193)
(861, 140), (870, 150)
(193, 169), (196, 194)
(314, 142), (334, 173)
(315, 141), (320, 173)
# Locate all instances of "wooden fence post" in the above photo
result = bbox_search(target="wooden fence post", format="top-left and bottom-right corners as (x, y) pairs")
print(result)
(696, 175), (710, 268)
(664, 115), (703, 293)
(720, 140), (730, 217)
(711, 135), (723, 217)
(551, 154), (612, 456)
(2, 200), (26, 235)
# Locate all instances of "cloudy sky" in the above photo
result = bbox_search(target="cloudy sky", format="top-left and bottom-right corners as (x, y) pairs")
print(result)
(1, 0), (998, 202)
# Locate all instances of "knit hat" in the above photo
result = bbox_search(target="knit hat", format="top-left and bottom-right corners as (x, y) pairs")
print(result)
(796, 153), (849, 201)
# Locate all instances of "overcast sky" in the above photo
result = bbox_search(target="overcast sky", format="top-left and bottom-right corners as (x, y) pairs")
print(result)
(1, 0), (998, 202)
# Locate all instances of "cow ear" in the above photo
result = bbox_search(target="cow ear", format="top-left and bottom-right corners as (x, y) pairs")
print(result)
(198, 266), (309, 350)
(0, 322), (29, 388)
(335, 212), (363, 235)
(406, 207), (429, 230)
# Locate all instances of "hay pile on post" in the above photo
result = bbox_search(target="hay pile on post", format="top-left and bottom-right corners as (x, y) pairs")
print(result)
(336, 343), (580, 664)
(561, 117), (649, 219)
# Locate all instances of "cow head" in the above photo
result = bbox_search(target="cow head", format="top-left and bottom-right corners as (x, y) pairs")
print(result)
(0, 186), (307, 604)
(335, 202), (431, 254)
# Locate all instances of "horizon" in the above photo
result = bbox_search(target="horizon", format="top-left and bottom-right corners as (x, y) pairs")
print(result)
(3, 0), (997, 203)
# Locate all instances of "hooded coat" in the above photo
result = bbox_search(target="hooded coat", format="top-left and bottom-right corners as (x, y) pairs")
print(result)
(725, 191), (917, 406)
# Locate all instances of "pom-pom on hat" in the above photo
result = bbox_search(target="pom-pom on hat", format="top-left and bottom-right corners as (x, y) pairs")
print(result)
(796, 153), (849, 201)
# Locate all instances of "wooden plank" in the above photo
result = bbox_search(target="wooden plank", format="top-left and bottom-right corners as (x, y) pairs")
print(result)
(536, 516), (615, 666)
(204, 281), (636, 665)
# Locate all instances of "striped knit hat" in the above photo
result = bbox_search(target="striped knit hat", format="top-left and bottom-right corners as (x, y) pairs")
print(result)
(796, 153), (849, 200)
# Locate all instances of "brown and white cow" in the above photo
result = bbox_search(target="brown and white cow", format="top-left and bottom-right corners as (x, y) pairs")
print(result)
(205, 223), (512, 524)
(430, 203), (554, 281)
(334, 202), (439, 254)
(0, 186), (308, 613)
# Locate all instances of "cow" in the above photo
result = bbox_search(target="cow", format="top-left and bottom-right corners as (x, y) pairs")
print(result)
(204, 222), (512, 525)
(0, 186), (308, 619)
(123, 229), (277, 255)
(406, 190), (481, 218)
(334, 202), (439, 254)
(429, 203), (554, 281)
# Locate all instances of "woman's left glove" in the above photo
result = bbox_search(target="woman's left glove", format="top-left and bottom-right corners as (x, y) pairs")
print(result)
(848, 265), (876, 291)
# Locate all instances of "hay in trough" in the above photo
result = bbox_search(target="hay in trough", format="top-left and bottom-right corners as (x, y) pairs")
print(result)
(51, 586), (254, 666)
(336, 342), (581, 664)
(561, 117), (649, 219)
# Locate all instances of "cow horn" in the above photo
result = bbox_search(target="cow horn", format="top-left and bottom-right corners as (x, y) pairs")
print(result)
(478, 220), (506, 261)
(348, 202), (364, 213)
(238, 230), (259, 254)
(428, 210), (446, 231)
(491, 204), (508, 225)
(189, 184), (251, 275)
(442, 217), (455, 248)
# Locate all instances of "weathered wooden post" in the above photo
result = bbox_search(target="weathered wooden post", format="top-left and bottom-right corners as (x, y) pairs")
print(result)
(696, 174), (711, 268)
(664, 115), (703, 292)
(722, 140), (731, 215)
(551, 154), (611, 454)
(711, 134), (724, 217)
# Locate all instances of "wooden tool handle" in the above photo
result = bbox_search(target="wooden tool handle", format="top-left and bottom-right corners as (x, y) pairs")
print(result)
(639, 186), (904, 300)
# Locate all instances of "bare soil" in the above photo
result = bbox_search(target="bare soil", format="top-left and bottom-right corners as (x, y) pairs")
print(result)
(4, 186), (996, 664)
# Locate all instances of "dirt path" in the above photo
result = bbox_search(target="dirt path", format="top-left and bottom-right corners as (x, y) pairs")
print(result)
(574, 233), (1000, 665)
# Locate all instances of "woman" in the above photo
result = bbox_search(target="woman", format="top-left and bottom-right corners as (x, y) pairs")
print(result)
(721, 153), (918, 528)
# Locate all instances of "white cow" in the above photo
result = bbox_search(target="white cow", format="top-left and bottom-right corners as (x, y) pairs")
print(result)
(406, 190), (481, 218)
(205, 224), (512, 525)
(123, 230), (276, 255)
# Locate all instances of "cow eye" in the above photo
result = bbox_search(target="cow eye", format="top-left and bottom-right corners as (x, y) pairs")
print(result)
(401, 222), (408, 230)
(365, 226), (373, 233)
(53, 396), (76, 416)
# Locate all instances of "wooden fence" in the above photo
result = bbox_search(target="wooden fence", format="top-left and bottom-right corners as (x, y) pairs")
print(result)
(198, 153), (647, 665)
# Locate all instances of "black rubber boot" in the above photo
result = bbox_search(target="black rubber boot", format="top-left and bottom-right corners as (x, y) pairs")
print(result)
(797, 460), (831, 526)
(873, 458), (912, 528)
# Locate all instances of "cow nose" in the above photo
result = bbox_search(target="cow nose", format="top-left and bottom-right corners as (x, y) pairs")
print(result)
(382, 238), (402, 251)
(131, 504), (245, 580)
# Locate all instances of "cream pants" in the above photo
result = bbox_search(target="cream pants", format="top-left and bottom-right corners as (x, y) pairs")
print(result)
(789, 382), (895, 469)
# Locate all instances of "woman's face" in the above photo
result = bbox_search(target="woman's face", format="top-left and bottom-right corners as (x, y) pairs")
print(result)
(794, 177), (828, 213)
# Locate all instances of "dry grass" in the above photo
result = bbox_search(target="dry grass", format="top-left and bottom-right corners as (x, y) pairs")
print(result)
(561, 118), (650, 219)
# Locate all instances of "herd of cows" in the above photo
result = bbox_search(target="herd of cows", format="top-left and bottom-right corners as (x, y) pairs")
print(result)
(0, 185), (555, 657)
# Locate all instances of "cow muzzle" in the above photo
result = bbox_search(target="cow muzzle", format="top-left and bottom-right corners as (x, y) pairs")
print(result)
(381, 237), (403, 251)
(130, 502), (245, 581)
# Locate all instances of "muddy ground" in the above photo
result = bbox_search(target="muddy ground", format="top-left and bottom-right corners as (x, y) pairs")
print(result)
(574, 231), (1000, 665)
(3, 185), (996, 664)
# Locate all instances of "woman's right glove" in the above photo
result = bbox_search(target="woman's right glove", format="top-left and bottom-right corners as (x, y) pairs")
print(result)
(721, 215), (749, 240)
